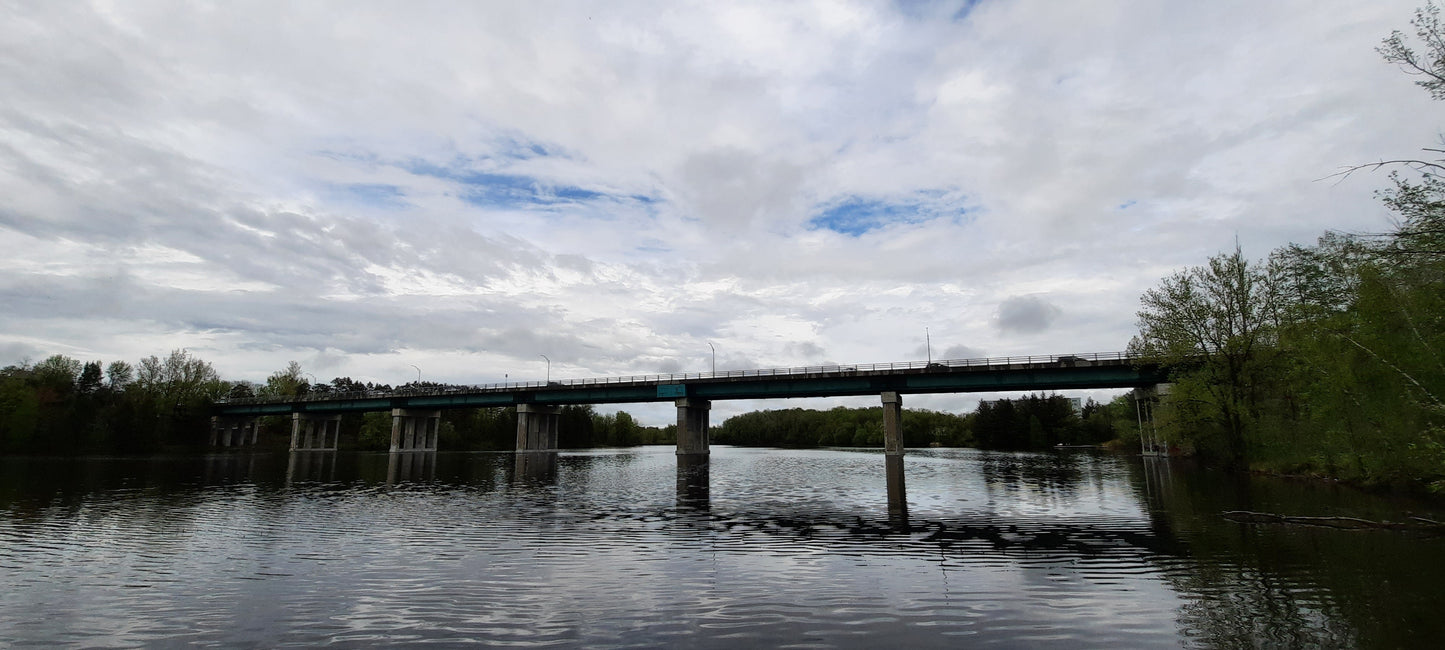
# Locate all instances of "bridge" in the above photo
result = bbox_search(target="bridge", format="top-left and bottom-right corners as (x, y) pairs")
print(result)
(211, 352), (1167, 456)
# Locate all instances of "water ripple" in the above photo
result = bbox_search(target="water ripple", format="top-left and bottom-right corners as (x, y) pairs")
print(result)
(2, 448), (1442, 647)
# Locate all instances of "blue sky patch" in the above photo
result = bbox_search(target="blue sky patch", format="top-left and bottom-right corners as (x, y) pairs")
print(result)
(399, 160), (613, 209)
(1118, 199), (1137, 210)
(809, 192), (972, 236)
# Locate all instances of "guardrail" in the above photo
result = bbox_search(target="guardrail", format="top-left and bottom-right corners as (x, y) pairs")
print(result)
(217, 351), (1138, 406)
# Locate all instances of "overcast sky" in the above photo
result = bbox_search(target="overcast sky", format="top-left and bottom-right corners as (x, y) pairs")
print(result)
(1, 1), (1437, 424)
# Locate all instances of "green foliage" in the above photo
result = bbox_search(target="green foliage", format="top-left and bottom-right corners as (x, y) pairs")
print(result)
(973, 394), (1089, 450)
(358, 411), (392, 451)
(1130, 246), (1279, 465)
(260, 361), (309, 398)
(713, 405), (971, 448)
(0, 349), (227, 454)
(589, 409), (649, 447)
(440, 407), (516, 450)
(1378, 1), (1445, 100)
(1123, 5), (1445, 486)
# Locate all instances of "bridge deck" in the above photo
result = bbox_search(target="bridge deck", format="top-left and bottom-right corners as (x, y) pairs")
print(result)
(215, 352), (1165, 416)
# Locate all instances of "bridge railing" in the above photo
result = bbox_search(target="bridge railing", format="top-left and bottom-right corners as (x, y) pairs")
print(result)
(217, 351), (1138, 406)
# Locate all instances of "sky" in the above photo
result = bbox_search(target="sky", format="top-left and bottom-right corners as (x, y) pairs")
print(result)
(0, 0), (1438, 425)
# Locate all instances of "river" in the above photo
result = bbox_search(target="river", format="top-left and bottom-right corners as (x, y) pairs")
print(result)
(1, 446), (1442, 648)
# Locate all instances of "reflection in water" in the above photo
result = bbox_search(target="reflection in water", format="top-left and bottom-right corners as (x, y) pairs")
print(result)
(2, 447), (1444, 648)
(885, 454), (907, 529)
(202, 452), (258, 485)
(1128, 455), (1445, 649)
(285, 450), (337, 484)
(513, 451), (557, 484)
(385, 451), (437, 484)
(676, 454), (710, 510)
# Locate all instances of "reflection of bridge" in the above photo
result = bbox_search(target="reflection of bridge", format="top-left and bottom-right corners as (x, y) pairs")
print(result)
(212, 352), (1166, 456)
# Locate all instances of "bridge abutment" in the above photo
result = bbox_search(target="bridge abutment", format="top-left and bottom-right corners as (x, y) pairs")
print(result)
(675, 397), (710, 456)
(882, 392), (903, 455)
(291, 413), (341, 451)
(391, 409), (440, 452)
(515, 404), (561, 452)
(1132, 383), (1172, 456)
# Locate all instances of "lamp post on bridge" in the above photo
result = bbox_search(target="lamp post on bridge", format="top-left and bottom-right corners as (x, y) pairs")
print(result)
(408, 364), (421, 386)
(540, 354), (550, 383)
(925, 327), (932, 365)
(707, 342), (715, 375)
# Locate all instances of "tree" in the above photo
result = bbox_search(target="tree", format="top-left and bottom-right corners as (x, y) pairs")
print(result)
(1379, 2), (1445, 100)
(77, 362), (103, 395)
(1130, 246), (1279, 464)
(261, 361), (308, 397)
(105, 361), (134, 390)
(131, 349), (226, 448)
(1372, 2), (1445, 260)
(32, 355), (81, 391)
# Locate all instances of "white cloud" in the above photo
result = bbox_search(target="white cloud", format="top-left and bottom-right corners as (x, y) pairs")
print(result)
(0, 0), (1434, 424)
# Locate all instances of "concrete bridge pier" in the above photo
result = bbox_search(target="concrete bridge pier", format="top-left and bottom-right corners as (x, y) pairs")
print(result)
(882, 392), (904, 456)
(675, 397), (711, 456)
(391, 409), (441, 452)
(515, 404), (561, 452)
(291, 414), (341, 451)
(210, 416), (260, 447)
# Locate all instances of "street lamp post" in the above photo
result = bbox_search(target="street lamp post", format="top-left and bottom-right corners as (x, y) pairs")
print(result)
(925, 327), (932, 365)
(707, 342), (716, 375)
(408, 364), (421, 385)
(540, 355), (550, 383)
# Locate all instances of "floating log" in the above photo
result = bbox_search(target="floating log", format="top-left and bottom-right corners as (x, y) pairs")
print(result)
(1221, 510), (1445, 531)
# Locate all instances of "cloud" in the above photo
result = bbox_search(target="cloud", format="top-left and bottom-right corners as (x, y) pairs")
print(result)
(995, 296), (1062, 335)
(0, 1), (1435, 423)
(940, 344), (985, 360)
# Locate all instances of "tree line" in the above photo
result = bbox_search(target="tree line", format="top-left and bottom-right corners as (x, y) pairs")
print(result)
(0, 352), (678, 454)
(0, 345), (1130, 455)
(711, 395), (1129, 451)
(1127, 4), (1445, 489)
(0, 349), (226, 453)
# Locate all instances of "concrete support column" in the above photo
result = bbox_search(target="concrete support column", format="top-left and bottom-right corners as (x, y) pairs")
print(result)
(882, 392), (904, 456)
(324, 415), (341, 450)
(1133, 384), (1173, 456)
(392, 409), (442, 452)
(291, 413), (343, 451)
(515, 404), (561, 452)
(675, 397), (711, 456)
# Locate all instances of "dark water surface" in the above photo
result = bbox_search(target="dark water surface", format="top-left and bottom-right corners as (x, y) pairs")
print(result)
(2, 446), (1443, 648)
